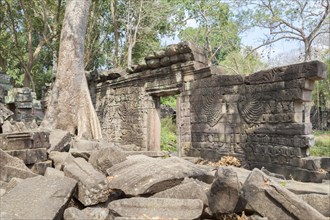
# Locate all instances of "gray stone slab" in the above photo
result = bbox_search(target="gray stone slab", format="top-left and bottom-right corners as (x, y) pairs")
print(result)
(208, 167), (242, 215)
(231, 166), (330, 195)
(44, 167), (65, 177)
(89, 145), (127, 174)
(48, 129), (72, 152)
(64, 207), (110, 220)
(108, 197), (203, 219)
(0, 175), (77, 220)
(49, 151), (75, 170)
(0, 149), (37, 182)
(106, 155), (214, 196)
(0, 131), (50, 151)
(241, 168), (327, 220)
(30, 160), (52, 175)
(5, 148), (47, 165)
(299, 193), (330, 217)
(152, 178), (208, 206)
(63, 157), (111, 206)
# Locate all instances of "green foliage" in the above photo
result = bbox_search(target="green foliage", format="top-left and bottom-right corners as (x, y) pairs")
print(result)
(178, 0), (240, 64)
(310, 130), (330, 157)
(160, 116), (177, 153)
(220, 48), (266, 75)
(312, 58), (330, 109)
(160, 96), (177, 109)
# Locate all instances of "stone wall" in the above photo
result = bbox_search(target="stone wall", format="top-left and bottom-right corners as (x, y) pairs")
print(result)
(95, 42), (327, 181)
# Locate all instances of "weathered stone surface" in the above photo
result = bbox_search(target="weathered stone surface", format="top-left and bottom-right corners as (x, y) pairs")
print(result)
(107, 155), (214, 196)
(0, 131), (50, 151)
(49, 151), (75, 170)
(152, 178), (208, 206)
(6, 148), (47, 165)
(298, 194), (330, 217)
(89, 145), (127, 174)
(241, 168), (327, 220)
(48, 129), (71, 152)
(95, 41), (326, 183)
(44, 167), (65, 177)
(0, 175), (77, 220)
(30, 160), (52, 175)
(99, 68), (125, 81)
(231, 166), (330, 195)
(0, 149), (37, 182)
(124, 150), (168, 157)
(64, 207), (110, 220)
(108, 198), (203, 219)
(0, 103), (14, 124)
(208, 167), (242, 215)
(4, 177), (22, 193)
(63, 157), (111, 206)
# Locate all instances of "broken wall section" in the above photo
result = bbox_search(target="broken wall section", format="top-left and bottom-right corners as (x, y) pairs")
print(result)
(95, 42), (208, 151)
(188, 61), (327, 181)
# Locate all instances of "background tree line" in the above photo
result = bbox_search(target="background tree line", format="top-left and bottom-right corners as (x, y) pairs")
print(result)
(0, 0), (329, 111)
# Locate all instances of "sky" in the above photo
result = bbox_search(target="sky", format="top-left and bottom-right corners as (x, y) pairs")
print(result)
(161, 18), (303, 66)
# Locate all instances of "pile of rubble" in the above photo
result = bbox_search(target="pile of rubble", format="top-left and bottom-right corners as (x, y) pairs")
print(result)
(0, 129), (329, 220)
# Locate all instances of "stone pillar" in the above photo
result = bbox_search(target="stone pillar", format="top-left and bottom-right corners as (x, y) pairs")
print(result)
(148, 96), (161, 151)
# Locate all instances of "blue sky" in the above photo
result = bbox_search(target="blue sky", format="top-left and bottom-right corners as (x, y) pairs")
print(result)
(161, 19), (303, 65)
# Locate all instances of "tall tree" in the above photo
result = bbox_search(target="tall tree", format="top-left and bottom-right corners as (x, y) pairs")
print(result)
(178, 0), (240, 65)
(42, 0), (102, 140)
(220, 48), (266, 75)
(235, 0), (330, 61)
(3, 0), (63, 90)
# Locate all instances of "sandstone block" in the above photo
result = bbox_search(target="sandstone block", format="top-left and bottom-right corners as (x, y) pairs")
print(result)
(208, 167), (242, 215)
(299, 193), (330, 217)
(48, 129), (71, 152)
(49, 151), (75, 170)
(241, 168), (327, 220)
(106, 155), (214, 196)
(64, 207), (110, 220)
(0, 149), (37, 182)
(108, 198), (203, 219)
(44, 167), (65, 177)
(89, 145), (127, 174)
(0, 175), (77, 220)
(31, 160), (52, 175)
(6, 148), (47, 165)
(152, 178), (208, 206)
(64, 157), (111, 206)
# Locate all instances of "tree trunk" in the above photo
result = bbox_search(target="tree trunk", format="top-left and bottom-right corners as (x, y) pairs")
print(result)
(110, 0), (119, 67)
(41, 0), (102, 140)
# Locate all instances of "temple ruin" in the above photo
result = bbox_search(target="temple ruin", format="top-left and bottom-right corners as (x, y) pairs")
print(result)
(94, 42), (328, 181)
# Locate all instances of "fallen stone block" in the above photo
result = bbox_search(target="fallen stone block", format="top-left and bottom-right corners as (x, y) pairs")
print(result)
(108, 198), (203, 219)
(6, 148), (47, 165)
(89, 145), (127, 174)
(0, 149), (37, 182)
(44, 167), (65, 177)
(241, 168), (327, 220)
(231, 166), (330, 195)
(0, 175), (77, 220)
(4, 177), (22, 193)
(30, 160), (52, 175)
(208, 167), (242, 215)
(49, 151), (75, 170)
(48, 129), (71, 152)
(152, 178), (208, 206)
(299, 193), (330, 217)
(106, 155), (214, 196)
(64, 207), (110, 220)
(64, 157), (111, 206)
(0, 131), (50, 151)
(124, 151), (168, 158)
